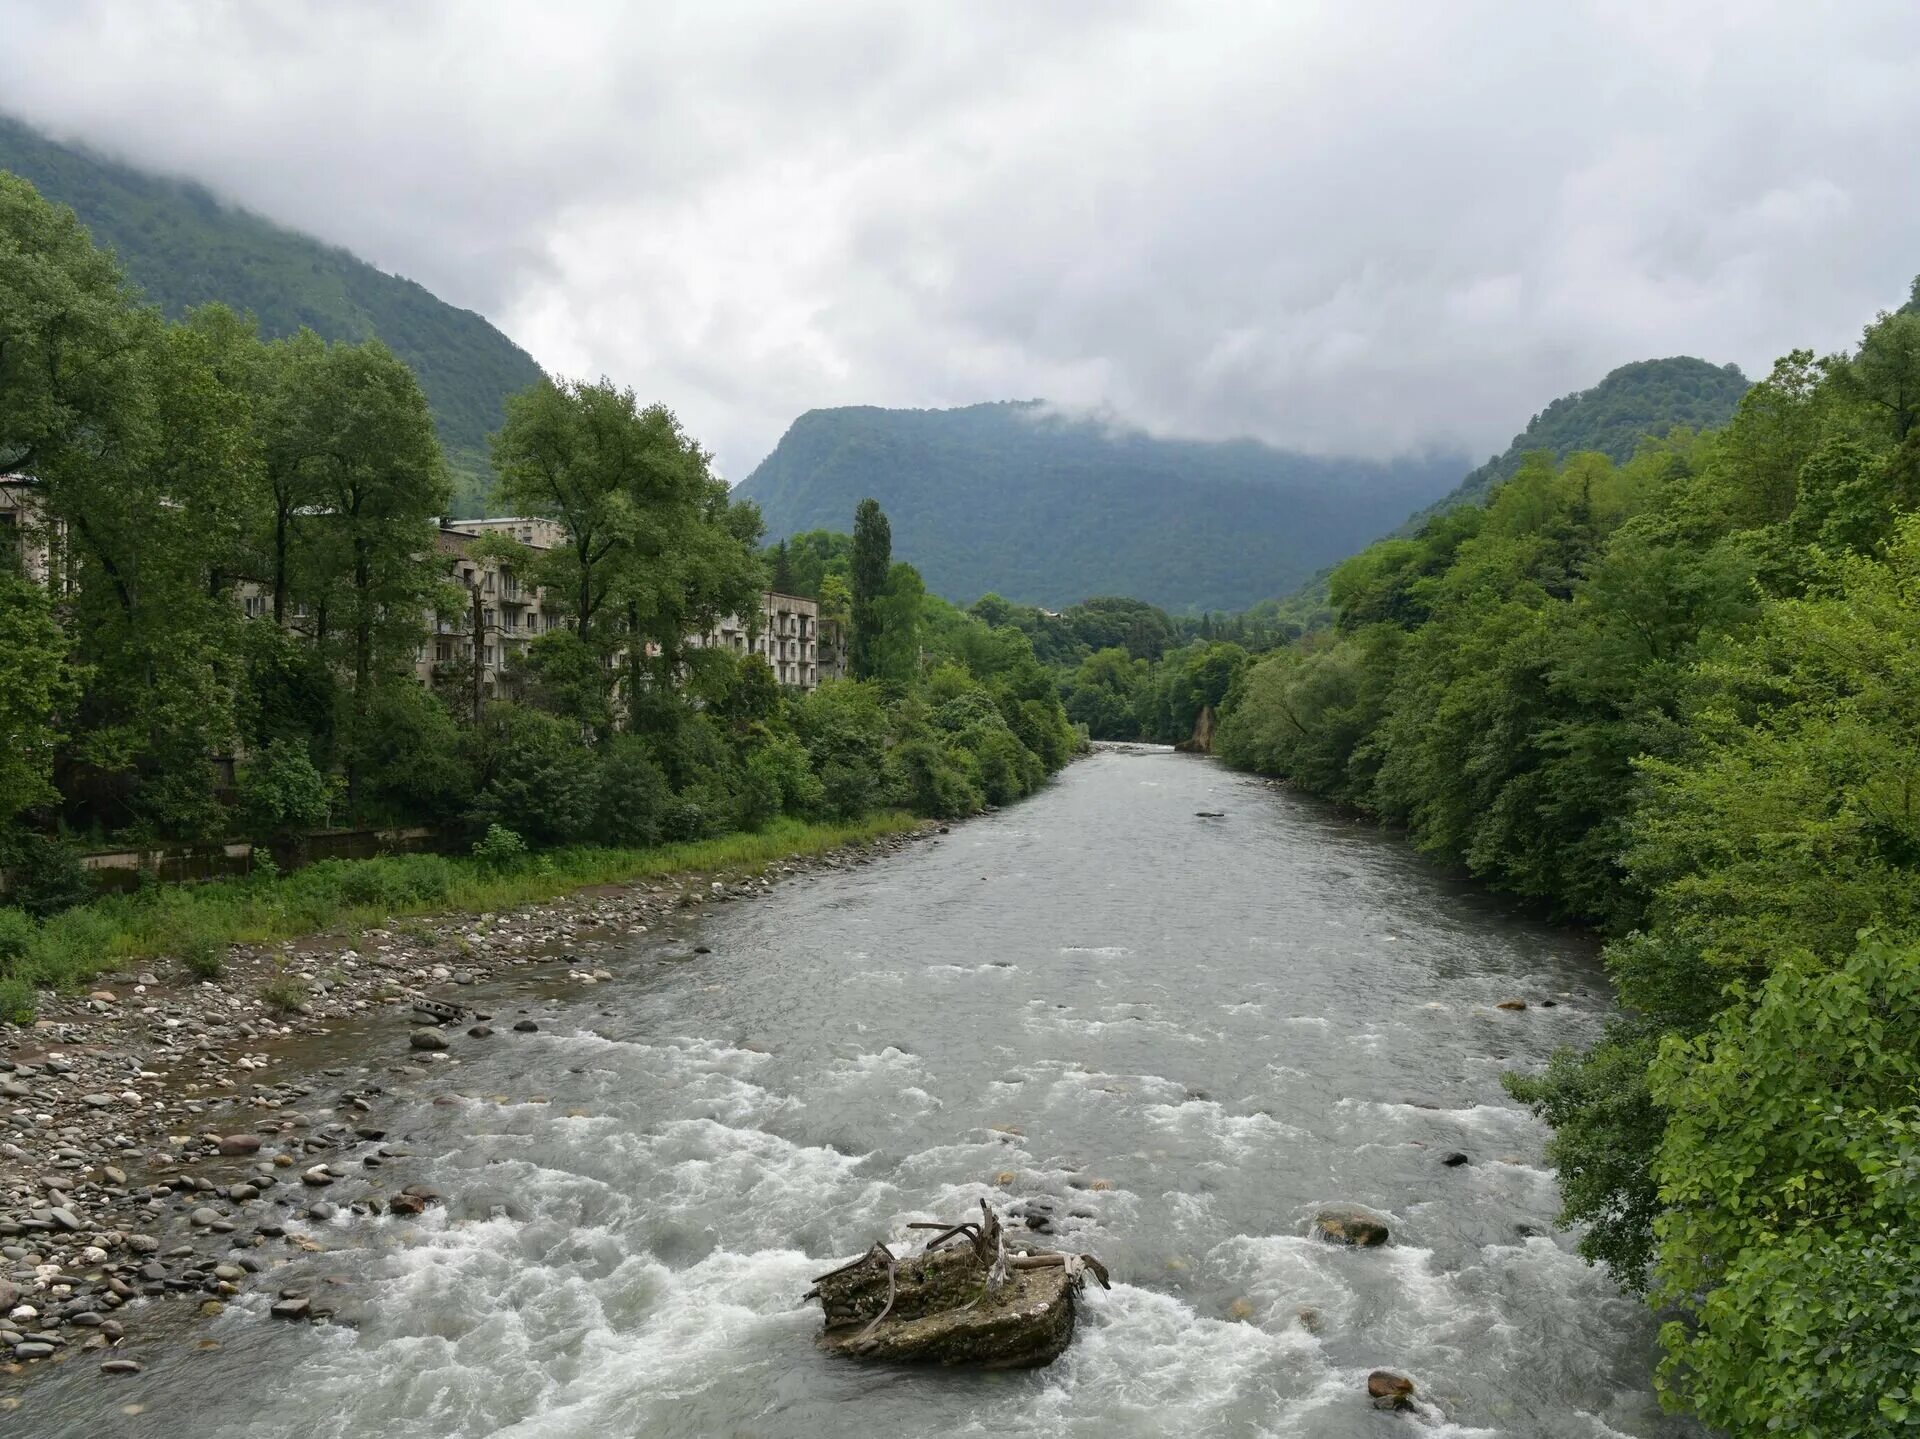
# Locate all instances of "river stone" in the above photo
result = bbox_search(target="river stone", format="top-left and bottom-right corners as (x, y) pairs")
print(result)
(812, 1243), (1077, 1368)
(1439, 1152), (1471, 1167)
(49, 1206), (81, 1231)
(190, 1207), (222, 1227)
(217, 1134), (262, 1156)
(13, 1341), (55, 1359)
(100, 1358), (144, 1374)
(1495, 998), (1528, 1011)
(409, 1029), (449, 1052)
(1368, 1369), (1416, 1411)
(1311, 1206), (1391, 1247)
(513, 1020), (539, 1033)
(270, 1296), (310, 1320)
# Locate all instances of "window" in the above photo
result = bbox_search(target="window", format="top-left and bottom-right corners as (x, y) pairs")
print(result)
(435, 640), (453, 663)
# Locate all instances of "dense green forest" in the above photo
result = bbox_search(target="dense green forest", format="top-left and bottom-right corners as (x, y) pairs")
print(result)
(0, 173), (1081, 1019)
(1412, 355), (1752, 522)
(0, 114), (543, 512)
(1275, 356), (1755, 626)
(735, 400), (1466, 612)
(1030, 284), (1919, 1434)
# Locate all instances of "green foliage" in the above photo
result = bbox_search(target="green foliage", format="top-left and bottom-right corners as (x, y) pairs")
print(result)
(238, 739), (335, 841)
(465, 703), (598, 846)
(0, 907), (33, 975)
(1407, 356), (1751, 525)
(849, 498), (893, 681)
(593, 737), (670, 848)
(0, 833), (91, 919)
(737, 400), (1465, 611)
(260, 972), (310, 1014)
(0, 575), (81, 827)
(176, 925), (226, 980)
(1648, 936), (1920, 1436)
(0, 114), (543, 508)
(470, 823), (529, 871)
(0, 976), (36, 1025)
(1213, 286), (1920, 1427)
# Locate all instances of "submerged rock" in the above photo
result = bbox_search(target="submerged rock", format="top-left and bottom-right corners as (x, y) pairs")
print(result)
(807, 1205), (1107, 1369)
(1311, 1205), (1391, 1247)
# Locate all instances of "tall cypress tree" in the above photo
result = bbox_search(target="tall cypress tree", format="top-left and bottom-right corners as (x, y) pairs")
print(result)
(771, 538), (794, 594)
(849, 498), (891, 681)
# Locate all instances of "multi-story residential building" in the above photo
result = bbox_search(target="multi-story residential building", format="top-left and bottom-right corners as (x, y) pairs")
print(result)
(692, 590), (846, 689)
(448, 515), (570, 551)
(419, 517), (561, 703)
(0, 476), (64, 589)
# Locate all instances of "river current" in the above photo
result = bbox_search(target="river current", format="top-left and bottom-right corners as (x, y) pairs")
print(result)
(32, 747), (1696, 1438)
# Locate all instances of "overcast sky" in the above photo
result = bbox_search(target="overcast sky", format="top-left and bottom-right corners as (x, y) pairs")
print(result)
(5, 1), (1919, 478)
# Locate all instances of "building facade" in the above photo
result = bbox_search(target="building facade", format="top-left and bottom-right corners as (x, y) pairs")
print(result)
(418, 517), (561, 703)
(692, 590), (847, 689)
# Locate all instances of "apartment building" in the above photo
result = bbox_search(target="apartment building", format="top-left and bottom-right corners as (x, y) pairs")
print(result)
(420, 517), (560, 702)
(0, 476), (63, 588)
(692, 590), (846, 689)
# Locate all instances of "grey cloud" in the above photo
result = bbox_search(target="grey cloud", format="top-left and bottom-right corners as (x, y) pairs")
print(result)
(3, 0), (1918, 479)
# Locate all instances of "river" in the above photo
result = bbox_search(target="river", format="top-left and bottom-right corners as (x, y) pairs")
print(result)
(30, 746), (1695, 1438)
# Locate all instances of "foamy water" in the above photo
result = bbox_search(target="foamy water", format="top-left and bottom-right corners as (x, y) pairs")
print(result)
(25, 748), (1695, 1438)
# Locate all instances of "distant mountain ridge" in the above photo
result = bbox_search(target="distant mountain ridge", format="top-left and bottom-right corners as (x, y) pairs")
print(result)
(0, 114), (543, 512)
(735, 401), (1467, 611)
(1403, 356), (1750, 529)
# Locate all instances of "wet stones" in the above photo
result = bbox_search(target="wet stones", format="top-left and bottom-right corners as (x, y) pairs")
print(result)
(1368, 1369), (1416, 1411)
(100, 1358), (144, 1374)
(1495, 998), (1528, 1011)
(1439, 1151), (1472, 1167)
(216, 1134), (262, 1156)
(1311, 1206), (1391, 1247)
(408, 1029), (449, 1053)
(269, 1295), (311, 1321)
(513, 1020), (539, 1033)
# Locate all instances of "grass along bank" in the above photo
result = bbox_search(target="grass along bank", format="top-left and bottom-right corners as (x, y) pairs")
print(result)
(0, 813), (919, 1022)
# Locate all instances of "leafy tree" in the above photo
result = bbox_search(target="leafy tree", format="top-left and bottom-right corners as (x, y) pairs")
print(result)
(1647, 936), (1920, 1436)
(849, 498), (892, 680)
(237, 738), (335, 842)
(0, 576), (80, 829)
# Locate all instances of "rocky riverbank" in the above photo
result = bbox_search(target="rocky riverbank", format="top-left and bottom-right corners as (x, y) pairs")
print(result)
(0, 823), (942, 1398)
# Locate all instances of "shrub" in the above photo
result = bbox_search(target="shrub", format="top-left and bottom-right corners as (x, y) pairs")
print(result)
(179, 928), (226, 980)
(465, 703), (597, 845)
(27, 906), (117, 986)
(238, 738), (335, 840)
(594, 737), (670, 847)
(0, 833), (92, 918)
(260, 974), (310, 1014)
(471, 823), (528, 870)
(743, 736), (825, 825)
(0, 977), (36, 1025)
(0, 907), (34, 976)
(887, 738), (981, 819)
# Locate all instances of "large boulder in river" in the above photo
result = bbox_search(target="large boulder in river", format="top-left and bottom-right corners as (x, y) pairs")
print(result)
(807, 1205), (1107, 1369)
(1311, 1205), (1391, 1247)
(1368, 1369), (1416, 1410)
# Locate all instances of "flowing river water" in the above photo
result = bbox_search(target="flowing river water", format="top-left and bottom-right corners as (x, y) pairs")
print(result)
(31, 747), (1698, 1438)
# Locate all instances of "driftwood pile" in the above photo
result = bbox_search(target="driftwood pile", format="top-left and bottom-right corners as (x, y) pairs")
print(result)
(805, 1201), (1109, 1368)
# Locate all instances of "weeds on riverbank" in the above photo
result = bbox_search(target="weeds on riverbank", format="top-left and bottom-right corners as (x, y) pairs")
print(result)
(0, 813), (918, 1010)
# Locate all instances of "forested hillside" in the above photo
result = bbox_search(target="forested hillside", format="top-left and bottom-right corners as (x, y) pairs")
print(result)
(735, 400), (1466, 611)
(0, 114), (543, 512)
(1408, 356), (1750, 525)
(1100, 290), (1917, 1436)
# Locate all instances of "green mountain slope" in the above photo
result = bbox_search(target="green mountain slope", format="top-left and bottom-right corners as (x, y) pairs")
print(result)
(734, 401), (1466, 611)
(0, 114), (542, 512)
(1407, 356), (1750, 526)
